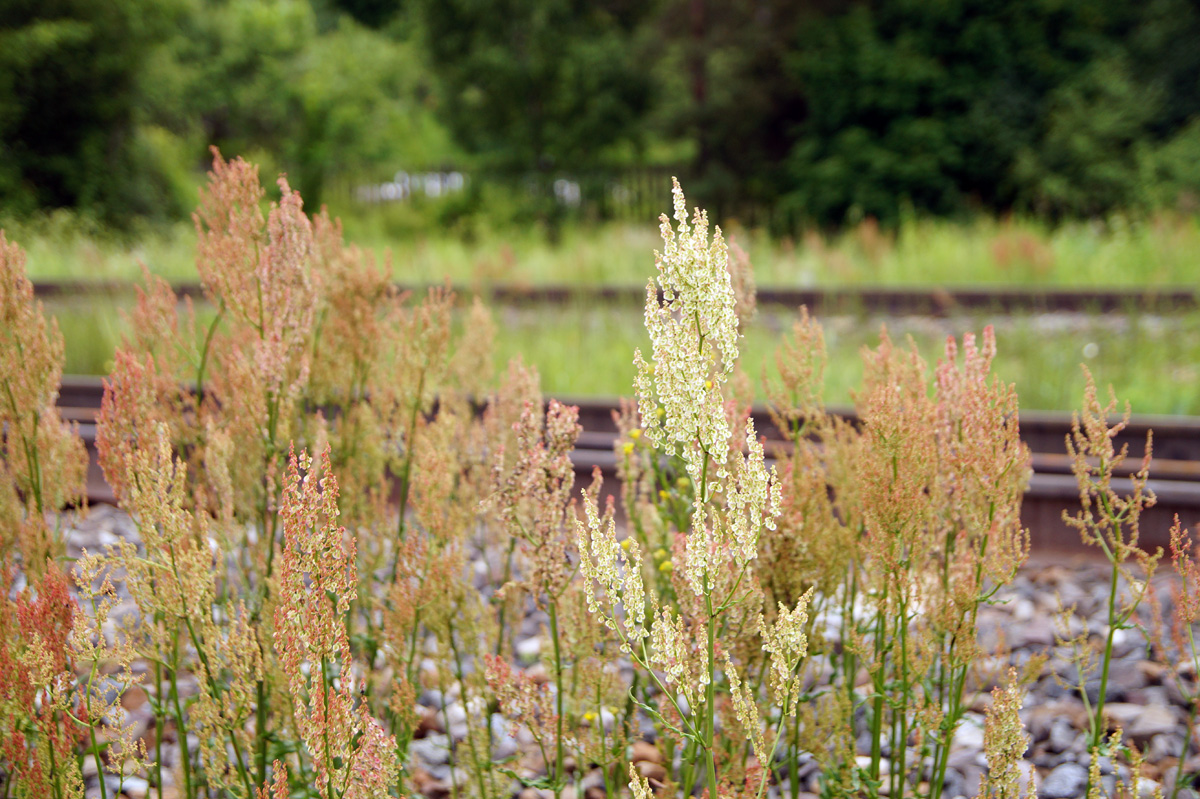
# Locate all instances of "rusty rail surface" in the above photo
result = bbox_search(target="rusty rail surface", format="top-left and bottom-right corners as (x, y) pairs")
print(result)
(34, 280), (1200, 315)
(60, 377), (1200, 552)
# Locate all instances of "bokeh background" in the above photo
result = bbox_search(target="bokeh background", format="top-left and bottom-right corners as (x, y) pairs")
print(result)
(3, 0), (1200, 410)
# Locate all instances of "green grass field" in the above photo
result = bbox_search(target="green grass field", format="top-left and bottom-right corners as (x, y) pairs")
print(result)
(10, 208), (1200, 288)
(17, 207), (1200, 413)
(493, 305), (1200, 415)
(46, 296), (1200, 415)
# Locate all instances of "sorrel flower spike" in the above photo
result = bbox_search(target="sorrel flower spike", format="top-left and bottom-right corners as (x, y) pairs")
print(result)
(634, 178), (740, 490)
(275, 445), (399, 799)
(0, 231), (87, 566)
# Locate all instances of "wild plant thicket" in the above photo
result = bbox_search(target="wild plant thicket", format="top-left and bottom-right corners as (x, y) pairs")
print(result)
(1, 155), (1198, 799)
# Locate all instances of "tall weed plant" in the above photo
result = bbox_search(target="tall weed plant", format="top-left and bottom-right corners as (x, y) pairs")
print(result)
(0, 156), (1190, 799)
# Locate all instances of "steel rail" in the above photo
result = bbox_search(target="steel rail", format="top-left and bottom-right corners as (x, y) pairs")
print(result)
(32, 280), (1200, 315)
(57, 377), (1200, 552)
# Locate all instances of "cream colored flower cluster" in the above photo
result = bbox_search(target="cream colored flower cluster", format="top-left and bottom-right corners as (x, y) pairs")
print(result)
(634, 178), (740, 490)
(574, 492), (648, 652)
(760, 588), (815, 716)
(723, 588), (813, 767)
(649, 604), (706, 708)
(685, 417), (779, 596)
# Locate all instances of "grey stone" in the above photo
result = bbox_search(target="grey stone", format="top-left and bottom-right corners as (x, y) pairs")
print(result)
(1086, 677), (1123, 705)
(419, 689), (445, 708)
(952, 715), (984, 751)
(947, 747), (985, 772)
(1149, 732), (1185, 763)
(1135, 780), (1163, 799)
(515, 636), (542, 662)
(1032, 749), (1071, 770)
(425, 764), (452, 782)
(939, 768), (965, 799)
(1010, 616), (1058, 649)
(1107, 657), (1149, 692)
(1127, 686), (1171, 708)
(1040, 762), (1089, 798)
(120, 776), (150, 799)
(491, 714), (519, 760)
(957, 765), (983, 798)
(410, 734), (452, 766)
(1104, 702), (1179, 744)
(1025, 701), (1085, 744)
(1167, 676), (1194, 708)
(1048, 719), (1080, 754)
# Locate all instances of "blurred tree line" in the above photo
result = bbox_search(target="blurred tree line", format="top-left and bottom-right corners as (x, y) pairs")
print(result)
(1, 0), (1198, 228)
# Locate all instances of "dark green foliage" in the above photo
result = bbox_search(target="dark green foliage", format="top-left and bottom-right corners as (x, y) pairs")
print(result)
(3, 0), (1200, 227)
(327, 0), (401, 28)
(412, 0), (652, 172)
(783, 0), (1200, 223)
(647, 0), (812, 220)
(1012, 56), (1155, 217)
(156, 1), (416, 206)
(0, 0), (181, 223)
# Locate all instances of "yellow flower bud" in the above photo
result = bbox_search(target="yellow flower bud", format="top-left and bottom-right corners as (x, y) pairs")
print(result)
(705, 380), (713, 390)
(675, 477), (689, 491)
(658, 490), (669, 501)
(629, 428), (642, 440)
(658, 560), (674, 573)
(620, 538), (632, 551)
(653, 548), (668, 561)
(584, 711), (597, 722)
(622, 442), (634, 455)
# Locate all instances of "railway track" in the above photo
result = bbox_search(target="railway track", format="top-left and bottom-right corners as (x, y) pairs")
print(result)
(33, 280), (1200, 315)
(59, 377), (1200, 553)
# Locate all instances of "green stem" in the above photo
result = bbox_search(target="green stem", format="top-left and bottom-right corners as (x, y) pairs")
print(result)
(679, 735), (698, 797)
(47, 709), (65, 799)
(404, 607), (424, 693)
(895, 592), (910, 799)
(436, 666), (459, 799)
(154, 656), (164, 796)
(79, 608), (108, 799)
(493, 537), (519, 657)
(447, 621), (490, 799)
(166, 542), (255, 798)
(392, 368), (428, 576)
(868, 595), (888, 796)
(195, 301), (225, 391)
(256, 676), (269, 791)
(1170, 696), (1197, 799)
(548, 602), (566, 799)
(321, 657), (336, 799)
(168, 636), (195, 799)
(596, 670), (616, 799)
(695, 445), (718, 798)
(1, 380), (42, 517)
(1171, 617), (1200, 799)
(704, 588), (718, 799)
(789, 709), (801, 799)
(253, 494), (279, 788)
(1092, 560), (1121, 749)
